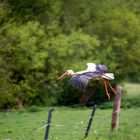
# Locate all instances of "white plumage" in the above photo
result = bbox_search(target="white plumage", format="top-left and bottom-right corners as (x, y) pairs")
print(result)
(86, 63), (97, 72)
(101, 73), (114, 80)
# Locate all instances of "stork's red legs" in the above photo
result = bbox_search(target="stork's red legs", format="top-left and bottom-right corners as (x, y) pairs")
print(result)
(100, 80), (117, 100)
(107, 81), (117, 95)
(101, 80), (110, 100)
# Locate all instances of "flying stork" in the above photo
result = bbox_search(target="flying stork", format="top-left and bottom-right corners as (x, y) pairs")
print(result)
(58, 63), (117, 100)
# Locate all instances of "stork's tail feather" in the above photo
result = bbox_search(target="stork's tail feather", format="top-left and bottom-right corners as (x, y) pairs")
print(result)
(101, 73), (115, 80)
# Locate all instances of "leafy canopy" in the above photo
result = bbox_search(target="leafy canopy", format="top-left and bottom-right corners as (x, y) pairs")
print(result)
(0, 0), (140, 108)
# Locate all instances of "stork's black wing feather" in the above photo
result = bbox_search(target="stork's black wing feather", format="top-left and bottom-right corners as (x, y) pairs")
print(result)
(96, 64), (108, 73)
(69, 72), (101, 88)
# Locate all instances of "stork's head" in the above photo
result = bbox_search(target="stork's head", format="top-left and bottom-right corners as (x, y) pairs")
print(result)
(58, 70), (74, 80)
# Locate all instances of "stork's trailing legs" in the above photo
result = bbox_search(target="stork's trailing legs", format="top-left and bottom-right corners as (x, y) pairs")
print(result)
(107, 81), (117, 95)
(100, 80), (110, 100)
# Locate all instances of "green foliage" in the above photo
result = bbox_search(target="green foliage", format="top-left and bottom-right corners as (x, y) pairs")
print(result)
(0, 21), (48, 108)
(0, 0), (140, 108)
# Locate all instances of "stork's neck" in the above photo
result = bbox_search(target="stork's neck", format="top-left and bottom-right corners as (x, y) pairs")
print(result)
(71, 72), (75, 76)
(71, 71), (75, 75)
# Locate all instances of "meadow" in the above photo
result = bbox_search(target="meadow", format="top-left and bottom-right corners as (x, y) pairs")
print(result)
(0, 83), (140, 140)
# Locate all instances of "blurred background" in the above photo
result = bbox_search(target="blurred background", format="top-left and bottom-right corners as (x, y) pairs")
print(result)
(0, 0), (140, 109)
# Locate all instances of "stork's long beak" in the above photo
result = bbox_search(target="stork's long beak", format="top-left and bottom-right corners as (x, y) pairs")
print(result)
(58, 72), (67, 80)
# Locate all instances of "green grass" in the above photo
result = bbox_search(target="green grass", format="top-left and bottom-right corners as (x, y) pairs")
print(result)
(122, 83), (140, 108)
(0, 83), (140, 140)
(0, 107), (140, 140)
(124, 83), (140, 97)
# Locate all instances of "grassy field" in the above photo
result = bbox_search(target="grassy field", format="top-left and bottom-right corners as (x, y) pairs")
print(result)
(0, 107), (140, 140)
(0, 83), (140, 140)
(124, 83), (140, 97)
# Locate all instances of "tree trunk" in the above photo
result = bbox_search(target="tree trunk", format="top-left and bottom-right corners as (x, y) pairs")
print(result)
(79, 89), (93, 106)
(111, 85), (122, 131)
(17, 91), (24, 109)
(17, 100), (23, 109)
(79, 82), (100, 106)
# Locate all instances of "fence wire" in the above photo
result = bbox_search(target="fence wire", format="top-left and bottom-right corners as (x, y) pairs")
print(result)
(0, 107), (111, 139)
(29, 107), (113, 140)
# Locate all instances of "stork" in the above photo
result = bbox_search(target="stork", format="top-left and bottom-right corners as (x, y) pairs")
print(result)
(58, 63), (117, 100)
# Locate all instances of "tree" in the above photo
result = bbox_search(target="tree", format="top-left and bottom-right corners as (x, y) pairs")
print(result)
(0, 21), (48, 108)
(0, 0), (140, 108)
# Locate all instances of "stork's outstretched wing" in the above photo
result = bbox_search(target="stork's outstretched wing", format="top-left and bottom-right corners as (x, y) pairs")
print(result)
(87, 63), (108, 73)
(69, 72), (101, 88)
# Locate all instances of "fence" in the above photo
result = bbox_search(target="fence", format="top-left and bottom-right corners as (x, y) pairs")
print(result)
(43, 105), (97, 140)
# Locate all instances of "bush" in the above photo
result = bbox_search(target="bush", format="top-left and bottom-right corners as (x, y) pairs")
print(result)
(27, 105), (42, 112)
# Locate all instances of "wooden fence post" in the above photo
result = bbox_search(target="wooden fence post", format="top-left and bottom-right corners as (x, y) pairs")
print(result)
(111, 85), (122, 131)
